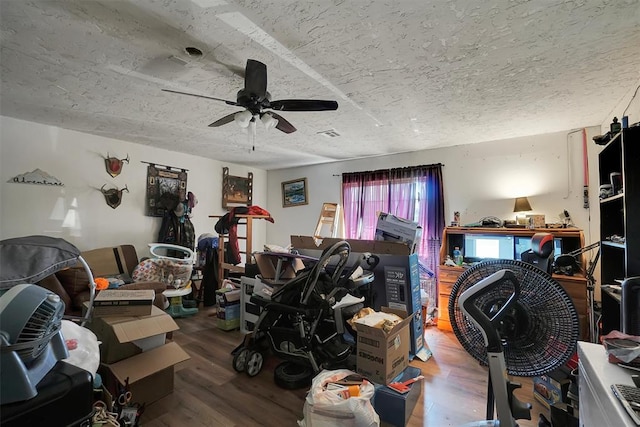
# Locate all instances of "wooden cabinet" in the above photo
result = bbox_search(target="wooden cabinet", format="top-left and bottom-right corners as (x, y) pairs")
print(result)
(598, 126), (640, 334)
(437, 227), (590, 340)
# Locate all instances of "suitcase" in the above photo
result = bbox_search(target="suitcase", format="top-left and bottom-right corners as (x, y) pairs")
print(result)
(1, 361), (94, 427)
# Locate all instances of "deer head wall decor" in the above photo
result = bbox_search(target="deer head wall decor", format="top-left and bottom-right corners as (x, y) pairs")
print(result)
(100, 184), (129, 209)
(104, 153), (129, 177)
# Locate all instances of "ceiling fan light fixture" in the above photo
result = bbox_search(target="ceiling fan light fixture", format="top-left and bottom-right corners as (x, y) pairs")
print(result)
(234, 110), (252, 128)
(261, 113), (279, 130)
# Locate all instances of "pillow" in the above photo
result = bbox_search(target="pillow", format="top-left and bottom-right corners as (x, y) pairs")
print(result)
(55, 267), (91, 299)
(37, 274), (72, 312)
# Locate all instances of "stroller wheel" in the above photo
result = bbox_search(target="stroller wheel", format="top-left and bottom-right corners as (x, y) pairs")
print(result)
(245, 351), (264, 377)
(232, 348), (249, 372)
(274, 362), (314, 389)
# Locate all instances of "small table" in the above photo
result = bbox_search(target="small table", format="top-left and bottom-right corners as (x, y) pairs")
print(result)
(163, 286), (198, 318)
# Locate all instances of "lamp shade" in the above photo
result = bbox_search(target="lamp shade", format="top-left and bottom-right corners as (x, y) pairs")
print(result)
(234, 110), (253, 128)
(260, 113), (279, 130)
(513, 197), (533, 212)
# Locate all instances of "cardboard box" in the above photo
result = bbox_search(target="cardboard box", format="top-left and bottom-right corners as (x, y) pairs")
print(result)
(100, 342), (190, 406)
(527, 214), (546, 229)
(533, 367), (571, 409)
(253, 252), (306, 285)
(93, 289), (155, 317)
(290, 236), (412, 256)
(215, 288), (241, 306)
(378, 253), (428, 360)
(373, 366), (423, 427)
(375, 213), (422, 254)
(88, 305), (179, 364)
(354, 307), (413, 385)
(216, 288), (241, 330)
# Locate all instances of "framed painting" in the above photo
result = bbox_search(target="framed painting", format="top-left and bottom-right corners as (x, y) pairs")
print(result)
(222, 167), (253, 208)
(281, 177), (308, 207)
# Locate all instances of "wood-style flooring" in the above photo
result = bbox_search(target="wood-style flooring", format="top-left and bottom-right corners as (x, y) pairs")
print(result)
(142, 309), (548, 426)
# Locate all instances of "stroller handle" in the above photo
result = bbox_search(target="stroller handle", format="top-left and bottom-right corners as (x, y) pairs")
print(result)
(301, 240), (351, 306)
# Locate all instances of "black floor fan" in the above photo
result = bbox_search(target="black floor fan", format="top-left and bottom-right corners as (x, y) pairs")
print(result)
(448, 260), (580, 427)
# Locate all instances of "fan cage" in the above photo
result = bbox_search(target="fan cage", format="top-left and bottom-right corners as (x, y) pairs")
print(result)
(15, 297), (64, 363)
(448, 259), (579, 377)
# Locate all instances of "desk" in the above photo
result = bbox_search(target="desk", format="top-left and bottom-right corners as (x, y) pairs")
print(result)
(578, 341), (637, 427)
(163, 286), (198, 318)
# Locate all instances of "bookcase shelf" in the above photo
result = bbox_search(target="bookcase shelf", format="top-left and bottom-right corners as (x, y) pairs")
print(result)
(598, 126), (640, 335)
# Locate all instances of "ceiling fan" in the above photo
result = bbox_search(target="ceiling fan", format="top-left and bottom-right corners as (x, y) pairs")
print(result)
(162, 59), (338, 135)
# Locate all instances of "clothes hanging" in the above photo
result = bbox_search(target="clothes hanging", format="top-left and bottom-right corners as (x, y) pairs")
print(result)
(214, 206), (274, 265)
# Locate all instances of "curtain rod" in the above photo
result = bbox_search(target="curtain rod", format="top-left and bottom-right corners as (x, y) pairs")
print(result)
(140, 161), (189, 172)
(333, 162), (444, 176)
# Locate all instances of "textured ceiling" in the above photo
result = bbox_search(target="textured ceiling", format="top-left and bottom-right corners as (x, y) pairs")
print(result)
(1, 1), (639, 170)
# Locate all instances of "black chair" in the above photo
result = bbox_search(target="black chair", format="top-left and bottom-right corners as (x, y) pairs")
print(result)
(520, 232), (555, 274)
(621, 277), (640, 335)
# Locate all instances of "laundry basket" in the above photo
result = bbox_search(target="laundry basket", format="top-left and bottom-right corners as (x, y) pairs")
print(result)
(132, 243), (195, 289)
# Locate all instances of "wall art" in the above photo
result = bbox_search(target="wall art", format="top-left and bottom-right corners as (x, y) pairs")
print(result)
(144, 163), (188, 217)
(100, 184), (129, 209)
(103, 153), (129, 177)
(8, 169), (63, 186)
(222, 167), (253, 208)
(281, 177), (308, 207)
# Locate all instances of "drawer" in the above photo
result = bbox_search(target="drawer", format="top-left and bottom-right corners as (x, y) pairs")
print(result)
(439, 267), (462, 283)
(438, 295), (451, 321)
(439, 281), (453, 297)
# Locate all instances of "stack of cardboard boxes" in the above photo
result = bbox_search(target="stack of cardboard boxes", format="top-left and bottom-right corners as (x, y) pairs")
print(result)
(87, 290), (190, 406)
(216, 287), (241, 330)
(352, 308), (422, 427)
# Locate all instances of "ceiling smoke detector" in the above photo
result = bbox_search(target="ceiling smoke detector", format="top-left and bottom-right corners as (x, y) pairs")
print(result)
(317, 129), (340, 138)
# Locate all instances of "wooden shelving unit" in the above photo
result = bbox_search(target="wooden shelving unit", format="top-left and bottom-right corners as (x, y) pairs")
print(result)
(209, 214), (270, 286)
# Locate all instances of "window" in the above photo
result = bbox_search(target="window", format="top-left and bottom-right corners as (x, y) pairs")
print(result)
(341, 164), (445, 275)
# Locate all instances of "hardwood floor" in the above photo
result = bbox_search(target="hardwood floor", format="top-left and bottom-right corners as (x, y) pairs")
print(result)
(142, 310), (548, 426)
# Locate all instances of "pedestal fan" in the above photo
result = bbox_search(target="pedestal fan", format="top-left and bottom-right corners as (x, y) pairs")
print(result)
(448, 260), (579, 427)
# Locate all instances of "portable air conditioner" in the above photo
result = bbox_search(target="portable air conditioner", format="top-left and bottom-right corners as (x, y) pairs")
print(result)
(0, 283), (68, 405)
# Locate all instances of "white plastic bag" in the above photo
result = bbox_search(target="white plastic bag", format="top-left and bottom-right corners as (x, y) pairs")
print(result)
(61, 320), (100, 376)
(298, 369), (380, 427)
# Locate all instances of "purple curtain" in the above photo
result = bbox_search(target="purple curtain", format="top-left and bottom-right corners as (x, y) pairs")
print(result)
(342, 164), (445, 275)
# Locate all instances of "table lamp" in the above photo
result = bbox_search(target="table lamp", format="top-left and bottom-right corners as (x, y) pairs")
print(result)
(514, 197), (532, 225)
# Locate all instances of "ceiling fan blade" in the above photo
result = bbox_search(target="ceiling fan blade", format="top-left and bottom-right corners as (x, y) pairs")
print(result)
(161, 88), (238, 106)
(269, 99), (338, 112)
(244, 59), (267, 99)
(269, 112), (297, 134)
(208, 112), (241, 127)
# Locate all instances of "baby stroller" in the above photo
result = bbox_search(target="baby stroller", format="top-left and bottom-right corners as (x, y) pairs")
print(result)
(232, 241), (377, 389)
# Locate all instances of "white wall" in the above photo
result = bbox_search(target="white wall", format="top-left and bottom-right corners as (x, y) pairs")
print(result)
(0, 116), (268, 257)
(266, 128), (603, 250)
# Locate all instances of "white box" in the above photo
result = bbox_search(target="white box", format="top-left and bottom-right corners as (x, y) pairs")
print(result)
(375, 213), (422, 254)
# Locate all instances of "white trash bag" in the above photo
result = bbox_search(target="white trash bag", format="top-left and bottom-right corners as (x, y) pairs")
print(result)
(298, 369), (380, 427)
(61, 320), (100, 376)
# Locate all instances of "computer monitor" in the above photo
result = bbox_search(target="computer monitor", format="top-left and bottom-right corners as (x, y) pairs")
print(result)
(514, 236), (562, 261)
(463, 234), (514, 262)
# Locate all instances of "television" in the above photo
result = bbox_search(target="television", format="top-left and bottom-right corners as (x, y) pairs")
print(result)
(463, 234), (514, 262)
(514, 236), (562, 261)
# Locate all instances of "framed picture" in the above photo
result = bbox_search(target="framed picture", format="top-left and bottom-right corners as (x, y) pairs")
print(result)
(222, 167), (253, 208)
(282, 177), (308, 207)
